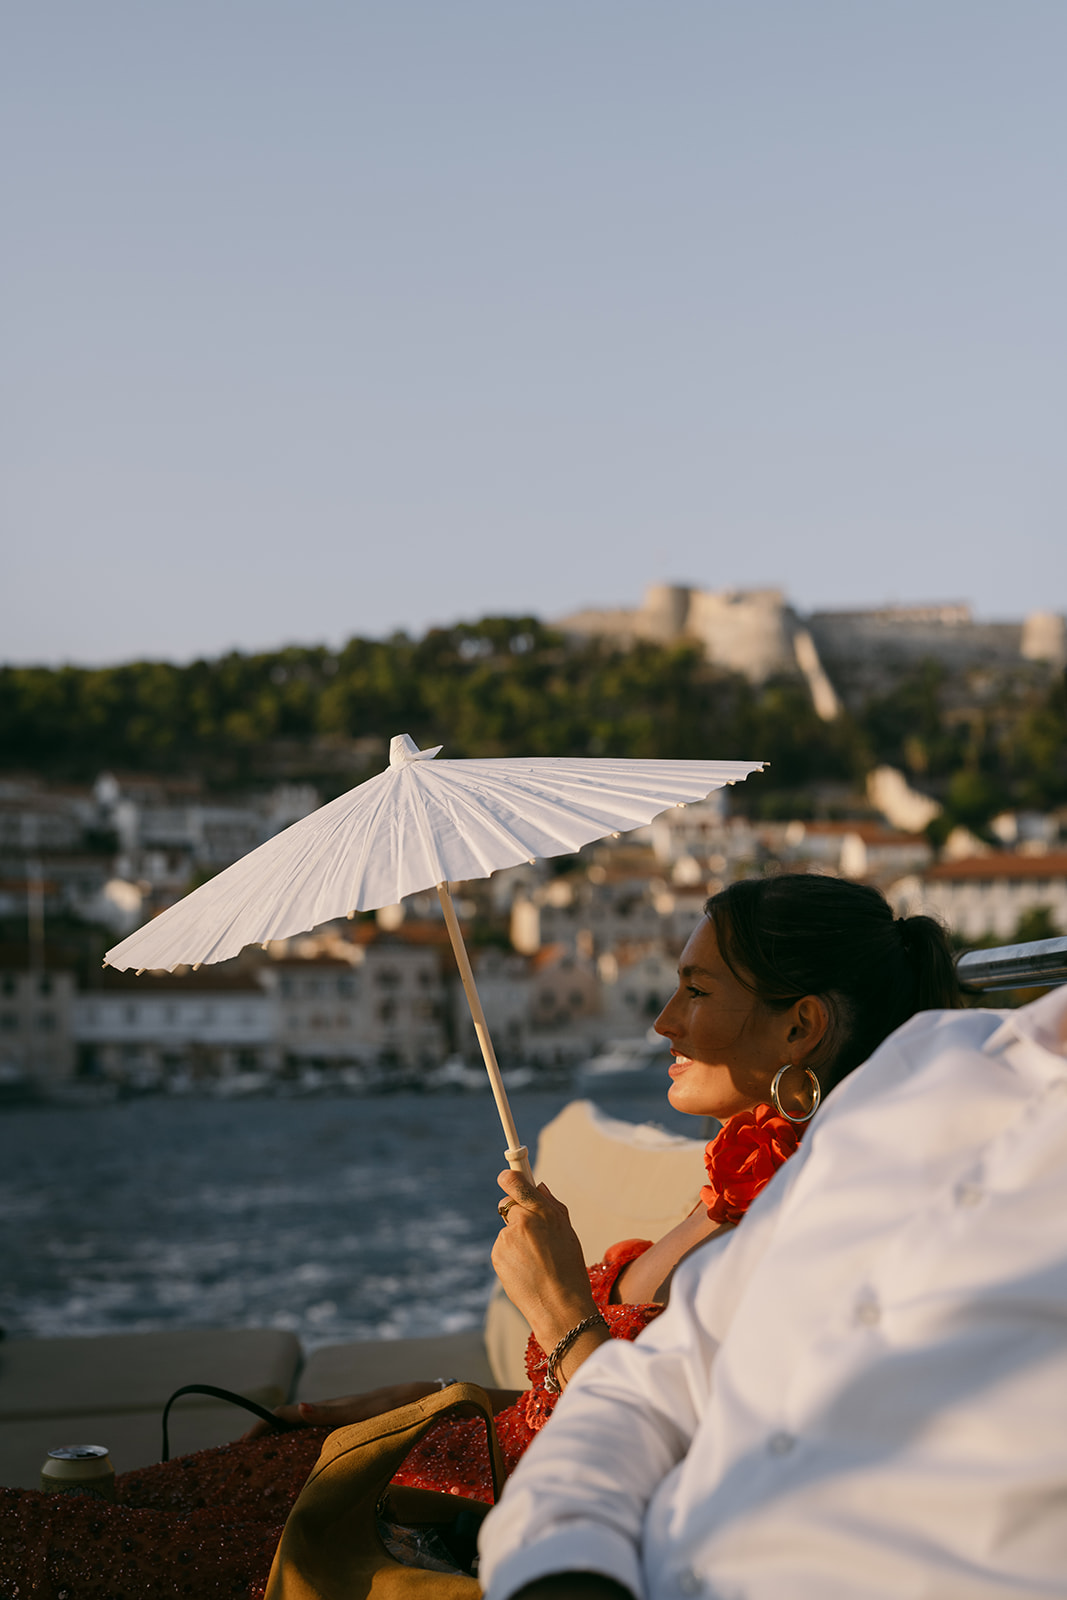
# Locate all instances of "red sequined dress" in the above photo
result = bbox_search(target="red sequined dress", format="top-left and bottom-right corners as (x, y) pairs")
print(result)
(0, 1242), (660, 1600)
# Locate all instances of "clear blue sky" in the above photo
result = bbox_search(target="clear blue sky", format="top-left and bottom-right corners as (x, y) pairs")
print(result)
(3, 1), (1065, 665)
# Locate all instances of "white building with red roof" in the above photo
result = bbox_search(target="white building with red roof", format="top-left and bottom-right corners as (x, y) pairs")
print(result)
(890, 853), (1067, 942)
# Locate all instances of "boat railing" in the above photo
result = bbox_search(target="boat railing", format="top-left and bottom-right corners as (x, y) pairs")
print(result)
(956, 935), (1067, 992)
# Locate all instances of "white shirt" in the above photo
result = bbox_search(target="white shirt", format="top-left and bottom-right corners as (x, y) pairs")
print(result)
(480, 989), (1067, 1600)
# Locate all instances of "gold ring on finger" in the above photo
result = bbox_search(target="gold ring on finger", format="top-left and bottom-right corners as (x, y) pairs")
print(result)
(498, 1198), (518, 1221)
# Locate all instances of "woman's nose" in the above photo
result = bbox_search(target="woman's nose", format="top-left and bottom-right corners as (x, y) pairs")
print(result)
(654, 997), (679, 1039)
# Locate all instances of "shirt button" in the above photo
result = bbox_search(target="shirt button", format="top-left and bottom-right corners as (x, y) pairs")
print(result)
(855, 1297), (881, 1326)
(677, 1569), (703, 1594)
(768, 1431), (795, 1456)
(956, 1181), (984, 1207)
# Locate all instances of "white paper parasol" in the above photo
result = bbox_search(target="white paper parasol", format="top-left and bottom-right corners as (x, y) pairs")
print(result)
(105, 736), (764, 1176)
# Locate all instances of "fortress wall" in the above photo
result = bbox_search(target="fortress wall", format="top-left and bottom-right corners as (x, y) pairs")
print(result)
(642, 584), (691, 643)
(686, 588), (796, 681)
(558, 590), (1064, 716)
(560, 586), (797, 680)
(558, 588), (698, 649)
(556, 607), (647, 648)
(807, 611), (1024, 671)
(1021, 612), (1067, 668)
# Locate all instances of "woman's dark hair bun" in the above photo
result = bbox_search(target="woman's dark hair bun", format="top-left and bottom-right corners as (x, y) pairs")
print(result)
(895, 912), (961, 1012)
(706, 875), (961, 1095)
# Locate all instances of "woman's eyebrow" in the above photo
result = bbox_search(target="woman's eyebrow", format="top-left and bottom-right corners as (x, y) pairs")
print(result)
(679, 964), (716, 980)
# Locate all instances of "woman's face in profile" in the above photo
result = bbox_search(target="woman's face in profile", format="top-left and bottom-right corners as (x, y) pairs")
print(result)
(655, 917), (792, 1121)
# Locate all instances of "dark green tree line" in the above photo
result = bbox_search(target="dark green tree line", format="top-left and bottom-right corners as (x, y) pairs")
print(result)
(1, 623), (1064, 823)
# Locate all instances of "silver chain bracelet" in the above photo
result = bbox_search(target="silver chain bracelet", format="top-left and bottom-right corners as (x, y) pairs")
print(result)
(544, 1311), (608, 1394)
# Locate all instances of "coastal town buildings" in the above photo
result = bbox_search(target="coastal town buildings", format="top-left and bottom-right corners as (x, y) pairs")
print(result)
(890, 853), (1067, 944)
(73, 971), (275, 1089)
(0, 775), (319, 935)
(0, 969), (77, 1088)
(778, 820), (933, 883)
(261, 946), (448, 1077)
(1, 758), (1064, 1096)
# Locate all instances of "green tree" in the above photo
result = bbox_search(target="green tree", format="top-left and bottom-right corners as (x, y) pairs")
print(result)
(1013, 905), (1062, 943)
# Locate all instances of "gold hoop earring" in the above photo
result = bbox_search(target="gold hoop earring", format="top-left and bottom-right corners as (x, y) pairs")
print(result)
(770, 1064), (821, 1124)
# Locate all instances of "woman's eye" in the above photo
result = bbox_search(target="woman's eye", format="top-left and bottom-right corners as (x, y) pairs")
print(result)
(686, 985), (708, 998)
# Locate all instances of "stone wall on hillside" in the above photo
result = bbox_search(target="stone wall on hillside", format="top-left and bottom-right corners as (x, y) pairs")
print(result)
(559, 586), (1066, 716)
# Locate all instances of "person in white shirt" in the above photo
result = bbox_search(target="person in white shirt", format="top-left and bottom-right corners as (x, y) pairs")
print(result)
(479, 983), (1067, 1600)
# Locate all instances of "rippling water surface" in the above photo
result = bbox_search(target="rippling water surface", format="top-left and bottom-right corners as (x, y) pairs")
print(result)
(0, 1088), (700, 1347)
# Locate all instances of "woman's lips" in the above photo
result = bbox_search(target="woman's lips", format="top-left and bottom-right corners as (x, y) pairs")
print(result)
(668, 1054), (692, 1077)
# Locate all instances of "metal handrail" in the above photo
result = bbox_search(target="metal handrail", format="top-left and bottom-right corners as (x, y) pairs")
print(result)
(956, 935), (1067, 992)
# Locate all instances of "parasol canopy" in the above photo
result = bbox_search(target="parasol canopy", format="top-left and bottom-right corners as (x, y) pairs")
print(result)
(105, 736), (765, 1175)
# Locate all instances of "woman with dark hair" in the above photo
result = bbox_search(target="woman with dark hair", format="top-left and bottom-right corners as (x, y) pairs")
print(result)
(0, 877), (961, 1599)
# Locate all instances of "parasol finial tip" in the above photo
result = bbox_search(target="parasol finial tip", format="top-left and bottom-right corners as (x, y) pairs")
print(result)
(390, 734), (444, 767)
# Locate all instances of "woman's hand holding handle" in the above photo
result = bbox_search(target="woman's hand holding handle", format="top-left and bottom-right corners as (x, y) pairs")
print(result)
(492, 1169), (610, 1386)
(241, 1381), (525, 1439)
(241, 1382), (442, 1439)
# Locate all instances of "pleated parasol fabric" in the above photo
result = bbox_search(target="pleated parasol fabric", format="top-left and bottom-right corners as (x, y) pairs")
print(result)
(104, 737), (764, 971)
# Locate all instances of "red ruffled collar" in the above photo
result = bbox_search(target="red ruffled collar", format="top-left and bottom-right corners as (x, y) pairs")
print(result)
(701, 1103), (803, 1225)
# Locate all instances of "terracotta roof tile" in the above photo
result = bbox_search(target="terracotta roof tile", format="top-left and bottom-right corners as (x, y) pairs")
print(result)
(925, 852), (1067, 882)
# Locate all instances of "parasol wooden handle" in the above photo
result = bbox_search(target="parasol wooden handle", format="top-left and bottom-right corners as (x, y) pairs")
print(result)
(437, 882), (535, 1185)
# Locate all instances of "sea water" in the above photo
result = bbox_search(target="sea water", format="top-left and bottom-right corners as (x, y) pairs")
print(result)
(0, 1088), (701, 1347)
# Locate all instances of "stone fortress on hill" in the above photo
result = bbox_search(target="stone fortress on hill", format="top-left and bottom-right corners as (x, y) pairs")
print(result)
(557, 585), (1067, 722)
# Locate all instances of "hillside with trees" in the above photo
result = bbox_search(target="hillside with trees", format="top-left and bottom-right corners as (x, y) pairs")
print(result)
(2, 617), (1064, 835)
